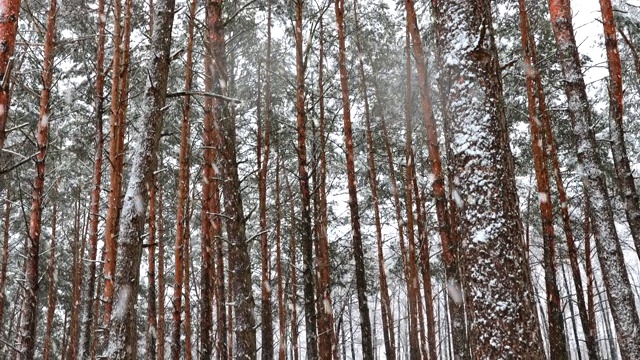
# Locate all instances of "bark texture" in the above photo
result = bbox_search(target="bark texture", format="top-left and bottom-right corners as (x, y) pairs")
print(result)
(0, 0), (21, 152)
(442, 1), (545, 358)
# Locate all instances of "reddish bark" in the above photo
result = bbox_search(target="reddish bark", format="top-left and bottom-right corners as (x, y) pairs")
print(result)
(517, 2), (568, 358)
(16, 1), (55, 357)
(513, 0), (597, 355)
(206, 1), (256, 357)
(599, 0), (640, 259)
(102, 0), (132, 330)
(102, 0), (175, 355)
(171, 0), (197, 355)
(67, 198), (85, 360)
(548, 0), (640, 357)
(333, 1), (374, 358)
(405, 2), (469, 357)
(0, 0), (21, 152)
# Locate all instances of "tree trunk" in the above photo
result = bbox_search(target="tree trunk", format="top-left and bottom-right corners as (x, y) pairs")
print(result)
(0, 0), (21, 152)
(275, 153), (286, 360)
(101, 0), (175, 357)
(158, 187), (167, 359)
(548, 0), (640, 357)
(259, 2), (273, 358)
(584, 204), (598, 356)
(183, 198), (193, 360)
(292, 2), (319, 358)
(516, 2), (568, 358)
(206, 2), (256, 358)
(441, 1), (545, 357)
(513, 1), (598, 357)
(102, 0), (133, 332)
(406, 2), (469, 358)
(285, 175), (300, 360)
(333, 1), (374, 358)
(67, 198), (85, 360)
(0, 191), (9, 336)
(81, 1), (106, 357)
(201, 1), (217, 357)
(352, 2), (393, 359)
(314, 11), (336, 360)
(15, 1), (55, 357)
(147, 176), (158, 360)
(599, 0), (640, 259)
(43, 189), (57, 360)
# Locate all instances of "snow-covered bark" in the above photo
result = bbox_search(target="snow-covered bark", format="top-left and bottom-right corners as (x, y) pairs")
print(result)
(441, 1), (545, 358)
(0, 0), (20, 152)
(102, 0), (175, 357)
(548, 0), (640, 357)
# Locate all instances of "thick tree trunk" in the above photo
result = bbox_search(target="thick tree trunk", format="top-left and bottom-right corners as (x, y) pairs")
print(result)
(516, 2), (569, 358)
(0, 0), (21, 152)
(292, 2), (318, 358)
(43, 191), (57, 360)
(333, 1), (374, 358)
(101, 0), (175, 357)
(15, 1), (55, 358)
(81, 1), (106, 357)
(259, 2), (273, 359)
(206, 2), (256, 358)
(599, 0), (640, 258)
(441, 1), (545, 357)
(548, 1), (640, 357)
